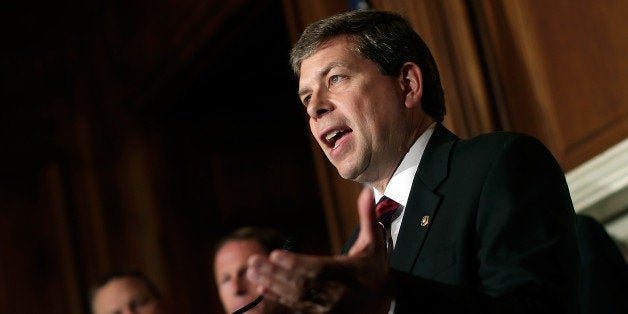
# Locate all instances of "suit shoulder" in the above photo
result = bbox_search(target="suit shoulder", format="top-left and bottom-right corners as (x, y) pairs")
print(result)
(459, 131), (547, 151)
(453, 131), (558, 170)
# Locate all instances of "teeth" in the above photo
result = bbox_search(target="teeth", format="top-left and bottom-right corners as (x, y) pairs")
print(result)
(325, 130), (341, 142)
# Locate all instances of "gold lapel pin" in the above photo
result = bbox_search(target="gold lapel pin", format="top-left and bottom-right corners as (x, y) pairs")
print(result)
(420, 215), (430, 227)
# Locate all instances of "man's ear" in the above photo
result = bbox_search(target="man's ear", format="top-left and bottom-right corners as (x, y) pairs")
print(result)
(400, 62), (423, 109)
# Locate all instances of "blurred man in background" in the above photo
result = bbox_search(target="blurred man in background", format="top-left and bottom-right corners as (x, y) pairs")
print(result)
(213, 226), (290, 314)
(89, 270), (169, 314)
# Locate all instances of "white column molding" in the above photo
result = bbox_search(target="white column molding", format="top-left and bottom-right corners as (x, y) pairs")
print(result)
(566, 137), (628, 251)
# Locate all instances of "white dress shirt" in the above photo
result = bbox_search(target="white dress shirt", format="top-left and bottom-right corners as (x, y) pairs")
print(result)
(373, 123), (435, 247)
(373, 123), (435, 314)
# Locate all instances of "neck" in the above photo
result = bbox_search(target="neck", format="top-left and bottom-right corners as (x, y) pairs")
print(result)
(369, 119), (435, 194)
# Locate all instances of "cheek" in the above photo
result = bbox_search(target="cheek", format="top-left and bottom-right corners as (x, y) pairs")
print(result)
(218, 287), (233, 304)
(217, 283), (232, 298)
(144, 303), (158, 311)
(309, 121), (323, 144)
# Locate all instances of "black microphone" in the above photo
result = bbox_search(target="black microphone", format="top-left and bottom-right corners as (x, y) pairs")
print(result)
(231, 295), (263, 314)
(232, 234), (300, 314)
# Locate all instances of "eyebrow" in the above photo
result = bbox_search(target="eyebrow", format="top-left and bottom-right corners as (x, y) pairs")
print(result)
(297, 61), (343, 98)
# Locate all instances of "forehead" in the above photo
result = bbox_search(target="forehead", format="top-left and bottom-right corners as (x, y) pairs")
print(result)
(300, 36), (355, 72)
(214, 240), (267, 269)
(92, 277), (149, 312)
(298, 36), (372, 92)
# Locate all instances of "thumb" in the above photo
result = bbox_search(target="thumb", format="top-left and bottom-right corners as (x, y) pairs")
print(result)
(348, 187), (384, 256)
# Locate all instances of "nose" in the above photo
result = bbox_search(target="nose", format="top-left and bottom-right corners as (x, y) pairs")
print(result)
(306, 91), (333, 119)
(121, 308), (136, 314)
(235, 275), (250, 296)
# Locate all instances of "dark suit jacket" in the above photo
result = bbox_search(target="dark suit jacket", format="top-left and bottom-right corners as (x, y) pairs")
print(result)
(576, 214), (628, 314)
(342, 124), (580, 313)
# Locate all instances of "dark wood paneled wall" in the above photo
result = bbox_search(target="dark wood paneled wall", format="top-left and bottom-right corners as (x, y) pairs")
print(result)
(473, 0), (628, 171)
(373, 0), (628, 170)
(1, 1), (330, 313)
(1, 0), (626, 313)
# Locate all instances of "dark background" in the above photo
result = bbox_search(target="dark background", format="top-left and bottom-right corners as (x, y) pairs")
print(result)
(4, 1), (627, 313)
(1, 0), (333, 312)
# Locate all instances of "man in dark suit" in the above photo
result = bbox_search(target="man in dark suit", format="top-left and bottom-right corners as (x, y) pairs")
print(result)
(245, 10), (580, 313)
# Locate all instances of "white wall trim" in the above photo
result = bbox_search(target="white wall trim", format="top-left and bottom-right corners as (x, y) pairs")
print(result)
(566, 137), (628, 248)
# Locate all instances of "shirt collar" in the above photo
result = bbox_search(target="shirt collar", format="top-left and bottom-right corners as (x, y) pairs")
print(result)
(373, 123), (435, 206)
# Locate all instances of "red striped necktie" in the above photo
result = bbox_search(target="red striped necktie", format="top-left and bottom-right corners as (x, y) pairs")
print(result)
(376, 196), (400, 229)
(376, 196), (400, 257)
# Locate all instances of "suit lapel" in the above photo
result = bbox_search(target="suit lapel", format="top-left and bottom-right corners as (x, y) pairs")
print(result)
(390, 124), (457, 272)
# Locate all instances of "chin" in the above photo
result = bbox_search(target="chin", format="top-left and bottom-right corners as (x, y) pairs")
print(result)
(339, 165), (368, 182)
(335, 163), (359, 180)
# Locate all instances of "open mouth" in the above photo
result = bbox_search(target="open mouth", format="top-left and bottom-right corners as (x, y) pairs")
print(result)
(322, 128), (351, 149)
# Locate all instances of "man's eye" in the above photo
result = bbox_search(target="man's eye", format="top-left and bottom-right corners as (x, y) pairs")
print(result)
(220, 275), (231, 284)
(302, 95), (311, 106)
(129, 296), (152, 310)
(329, 75), (342, 85)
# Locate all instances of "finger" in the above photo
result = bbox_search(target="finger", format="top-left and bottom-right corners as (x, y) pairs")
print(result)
(269, 250), (322, 278)
(270, 250), (340, 292)
(248, 254), (297, 287)
(266, 250), (349, 309)
(247, 253), (308, 305)
(246, 254), (271, 294)
(348, 187), (384, 256)
(356, 187), (377, 238)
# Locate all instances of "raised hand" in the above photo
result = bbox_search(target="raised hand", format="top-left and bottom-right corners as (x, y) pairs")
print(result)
(245, 188), (393, 313)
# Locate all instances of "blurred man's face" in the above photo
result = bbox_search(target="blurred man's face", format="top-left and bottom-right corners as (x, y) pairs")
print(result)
(214, 239), (268, 314)
(91, 277), (165, 314)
